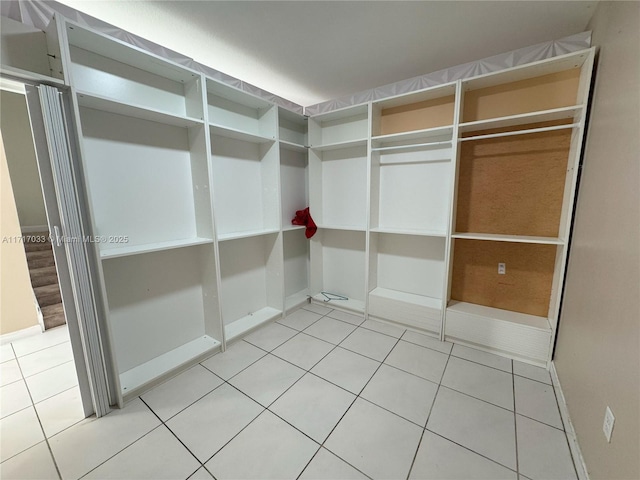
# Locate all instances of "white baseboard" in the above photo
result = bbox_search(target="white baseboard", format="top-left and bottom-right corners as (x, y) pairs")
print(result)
(0, 325), (44, 345)
(21, 225), (49, 234)
(550, 362), (589, 480)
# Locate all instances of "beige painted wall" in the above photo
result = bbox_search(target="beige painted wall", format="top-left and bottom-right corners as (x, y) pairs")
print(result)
(0, 131), (40, 335)
(1, 90), (47, 229)
(554, 2), (640, 480)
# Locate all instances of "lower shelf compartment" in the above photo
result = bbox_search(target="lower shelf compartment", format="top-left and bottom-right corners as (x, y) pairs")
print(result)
(120, 335), (221, 398)
(311, 294), (365, 314)
(285, 290), (310, 313)
(369, 287), (442, 333)
(445, 301), (552, 365)
(225, 307), (282, 342)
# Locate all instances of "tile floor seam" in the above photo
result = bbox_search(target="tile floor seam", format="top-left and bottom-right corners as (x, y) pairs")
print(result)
(382, 362), (443, 386)
(512, 360), (520, 478)
(514, 372), (552, 386)
(9, 342), (63, 480)
(400, 337), (453, 354)
(405, 346), (452, 480)
(437, 384), (517, 415)
(358, 323), (405, 340)
(276, 310), (326, 331)
(138, 397), (205, 470)
(21, 358), (75, 380)
(548, 377), (581, 480)
(450, 351), (513, 374)
(515, 412), (566, 432)
(199, 341), (268, 382)
(12, 339), (70, 359)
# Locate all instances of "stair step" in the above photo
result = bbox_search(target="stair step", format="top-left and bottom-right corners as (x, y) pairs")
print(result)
(41, 303), (66, 330)
(30, 266), (58, 288)
(26, 250), (55, 269)
(35, 284), (62, 308)
(24, 240), (53, 252)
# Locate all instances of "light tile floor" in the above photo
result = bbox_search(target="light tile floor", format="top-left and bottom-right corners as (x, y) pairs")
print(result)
(0, 307), (578, 480)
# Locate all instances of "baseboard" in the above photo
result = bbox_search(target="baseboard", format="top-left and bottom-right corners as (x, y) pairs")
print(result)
(550, 362), (590, 480)
(21, 225), (49, 234)
(0, 325), (44, 345)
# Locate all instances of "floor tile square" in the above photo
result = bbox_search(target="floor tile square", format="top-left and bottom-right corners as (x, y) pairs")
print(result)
(517, 415), (577, 480)
(270, 373), (355, 443)
(200, 341), (266, 380)
(189, 467), (215, 479)
(141, 364), (222, 421)
(385, 340), (448, 383)
(243, 323), (297, 351)
(0, 359), (22, 387)
(311, 347), (379, 394)
(272, 333), (334, 370)
(326, 310), (364, 326)
(167, 383), (263, 463)
(427, 387), (516, 470)
(451, 345), (512, 372)
(360, 319), (405, 338)
(402, 330), (453, 354)
(277, 309), (323, 331)
(49, 398), (161, 480)
(325, 398), (423, 480)
(514, 376), (563, 429)
(205, 410), (318, 480)
(35, 386), (85, 437)
(11, 326), (69, 357)
(1, 380), (32, 419)
(304, 317), (357, 345)
(0, 406), (44, 462)
(0, 441), (58, 480)
(228, 354), (305, 406)
(18, 342), (74, 378)
(339, 327), (397, 361)
(84, 425), (200, 480)
(410, 431), (517, 479)
(25, 361), (78, 403)
(361, 364), (438, 426)
(303, 303), (333, 315)
(441, 356), (514, 410)
(0, 343), (15, 363)
(513, 361), (552, 385)
(299, 448), (368, 480)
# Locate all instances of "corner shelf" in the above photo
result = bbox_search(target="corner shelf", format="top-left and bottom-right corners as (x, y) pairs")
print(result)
(369, 287), (442, 333)
(311, 294), (365, 314)
(217, 228), (280, 242)
(317, 225), (367, 232)
(100, 237), (213, 260)
(310, 138), (368, 152)
(279, 140), (308, 153)
(370, 227), (446, 238)
(452, 233), (564, 245)
(210, 123), (276, 144)
(225, 307), (282, 342)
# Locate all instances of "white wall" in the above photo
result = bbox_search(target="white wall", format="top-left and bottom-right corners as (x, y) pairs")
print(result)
(554, 2), (640, 479)
(1, 90), (48, 230)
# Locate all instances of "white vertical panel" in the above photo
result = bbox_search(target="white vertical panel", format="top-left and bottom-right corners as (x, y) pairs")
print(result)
(321, 229), (366, 302)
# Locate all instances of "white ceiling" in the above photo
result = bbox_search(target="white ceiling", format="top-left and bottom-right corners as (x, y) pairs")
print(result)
(57, 1), (597, 107)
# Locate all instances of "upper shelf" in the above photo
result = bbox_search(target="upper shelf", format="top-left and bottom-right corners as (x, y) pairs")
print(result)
(310, 138), (367, 151)
(371, 125), (453, 150)
(100, 237), (213, 260)
(452, 233), (564, 245)
(210, 123), (276, 144)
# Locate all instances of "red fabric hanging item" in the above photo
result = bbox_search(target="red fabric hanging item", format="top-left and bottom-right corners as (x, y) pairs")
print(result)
(291, 208), (317, 239)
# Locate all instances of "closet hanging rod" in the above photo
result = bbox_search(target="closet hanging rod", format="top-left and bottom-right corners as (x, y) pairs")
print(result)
(460, 123), (580, 142)
(371, 140), (452, 152)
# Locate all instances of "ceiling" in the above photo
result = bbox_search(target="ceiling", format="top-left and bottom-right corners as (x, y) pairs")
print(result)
(56, 1), (597, 107)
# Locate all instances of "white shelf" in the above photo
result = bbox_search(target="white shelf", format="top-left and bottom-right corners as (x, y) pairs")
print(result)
(317, 225), (367, 232)
(120, 335), (220, 397)
(283, 225), (306, 232)
(279, 140), (308, 153)
(210, 123), (276, 144)
(285, 290), (310, 312)
(217, 228), (280, 242)
(452, 233), (564, 245)
(460, 122), (580, 142)
(76, 91), (203, 128)
(311, 294), (365, 314)
(207, 78), (273, 110)
(310, 138), (368, 152)
(369, 287), (441, 309)
(0, 64), (65, 86)
(370, 227), (447, 238)
(447, 301), (550, 331)
(371, 125), (454, 148)
(458, 105), (584, 134)
(225, 307), (282, 342)
(100, 237), (213, 260)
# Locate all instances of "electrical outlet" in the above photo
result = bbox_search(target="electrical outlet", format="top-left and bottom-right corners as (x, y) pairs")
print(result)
(603, 406), (615, 442)
(498, 263), (506, 275)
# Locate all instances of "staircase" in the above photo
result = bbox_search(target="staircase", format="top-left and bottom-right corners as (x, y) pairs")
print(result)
(24, 233), (66, 329)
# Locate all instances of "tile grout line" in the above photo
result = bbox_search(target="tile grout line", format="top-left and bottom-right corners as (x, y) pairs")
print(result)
(549, 374), (580, 479)
(512, 360), (521, 478)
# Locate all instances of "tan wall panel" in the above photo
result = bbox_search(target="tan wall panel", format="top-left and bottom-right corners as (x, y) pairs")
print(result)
(380, 95), (455, 135)
(451, 239), (556, 317)
(456, 123), (571, 236)
(463, 69), (581, 122)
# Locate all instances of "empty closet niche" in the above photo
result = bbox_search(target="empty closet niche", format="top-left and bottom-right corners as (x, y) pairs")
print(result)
(66, 21), (203, 122)
(369, 233), (446, 334)
(370, 141), (452, 236)
(211, 135), (280, 240)
(78, 107), (214, 259)
(310, 229), (366, 313)
(309, 144), (368, 230)
(308, 104), (368, 149)
(219, 233), (283, 341)
(371, 83), (455, 141)
(280, 142), (309, 228)
(206, 79), (276, 142)
(284, 229), (310, 312)
(455, 122), (573, 242)
(446, 239), (556, 364)
(279, 107), (308, 149)
(102, 245), (221, 397)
